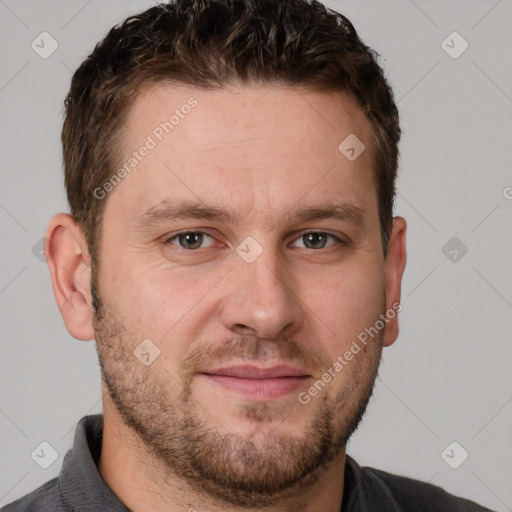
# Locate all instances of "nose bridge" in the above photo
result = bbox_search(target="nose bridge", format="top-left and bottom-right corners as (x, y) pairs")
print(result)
(221, 239), (304, 339)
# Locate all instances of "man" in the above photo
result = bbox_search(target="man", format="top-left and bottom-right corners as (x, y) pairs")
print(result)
(2, 1), (496, 511)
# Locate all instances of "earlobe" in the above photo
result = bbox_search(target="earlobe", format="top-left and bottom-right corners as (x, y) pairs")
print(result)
(45, 213), (95, 341)
(382, 216), (407, 347)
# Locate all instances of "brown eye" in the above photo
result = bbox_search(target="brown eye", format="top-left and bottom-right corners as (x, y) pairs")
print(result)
(293, 232), (340, 250)
(167, 232), (215, 250)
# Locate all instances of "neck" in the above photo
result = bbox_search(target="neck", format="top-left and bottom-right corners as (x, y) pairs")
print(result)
(98, 397), (346, 512)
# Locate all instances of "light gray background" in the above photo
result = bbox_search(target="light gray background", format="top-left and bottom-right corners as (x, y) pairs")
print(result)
(1, 0), (511, 510)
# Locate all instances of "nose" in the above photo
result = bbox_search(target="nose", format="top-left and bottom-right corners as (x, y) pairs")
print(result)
(220, 248), (304, 340)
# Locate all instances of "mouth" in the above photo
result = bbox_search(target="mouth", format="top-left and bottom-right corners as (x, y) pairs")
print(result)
(199, 364), (312, 399)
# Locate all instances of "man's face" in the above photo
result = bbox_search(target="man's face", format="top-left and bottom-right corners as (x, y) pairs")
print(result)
(92, 84), (396, 507)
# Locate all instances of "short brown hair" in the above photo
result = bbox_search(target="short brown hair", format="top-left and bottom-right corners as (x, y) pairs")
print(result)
(62, 0), (400, 269)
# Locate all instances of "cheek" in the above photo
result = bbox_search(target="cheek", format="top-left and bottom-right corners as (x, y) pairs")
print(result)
(104, 259), (220, 352)
(310, 262), (386, 355)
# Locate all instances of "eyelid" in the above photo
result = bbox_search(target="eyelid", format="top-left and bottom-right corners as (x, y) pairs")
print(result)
(164, 228), (348, 251)
(289, 229), (346, 248)
(165, 230), (217, 249)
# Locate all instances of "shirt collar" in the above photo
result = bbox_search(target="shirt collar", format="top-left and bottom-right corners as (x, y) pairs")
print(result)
(58, 414), (130, 511)
(59, 414), (396, 512)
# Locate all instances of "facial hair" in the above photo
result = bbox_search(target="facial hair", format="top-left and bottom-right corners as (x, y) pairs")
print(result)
(92, 281), (384, 508)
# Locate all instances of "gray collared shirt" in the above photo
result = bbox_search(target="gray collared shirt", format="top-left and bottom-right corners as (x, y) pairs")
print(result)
(1, 414), (496, 511)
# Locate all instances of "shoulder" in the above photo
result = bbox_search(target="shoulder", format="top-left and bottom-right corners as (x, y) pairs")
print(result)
(361, 465), (496, 512)
(1, 477), (65, 512)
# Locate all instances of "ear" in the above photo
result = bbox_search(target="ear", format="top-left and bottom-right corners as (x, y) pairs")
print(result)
(45, 213), (95, 341)
(382, 216), (407, 347)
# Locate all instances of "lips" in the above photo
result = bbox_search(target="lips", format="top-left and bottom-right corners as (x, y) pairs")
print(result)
(199, 364), (311, 399)
(202, 364), (310, 379)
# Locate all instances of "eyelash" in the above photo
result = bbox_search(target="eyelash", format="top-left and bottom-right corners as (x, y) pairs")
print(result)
(164, 230), (346, 253)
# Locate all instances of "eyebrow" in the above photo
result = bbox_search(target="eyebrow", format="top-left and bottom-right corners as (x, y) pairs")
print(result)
(133, 199), (366, 230)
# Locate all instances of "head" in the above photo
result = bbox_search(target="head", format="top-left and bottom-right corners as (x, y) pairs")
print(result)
(46, 0), (406, 508)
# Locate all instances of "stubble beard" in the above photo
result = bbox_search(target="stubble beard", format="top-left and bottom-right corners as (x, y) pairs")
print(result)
(91, 278), (383, 508)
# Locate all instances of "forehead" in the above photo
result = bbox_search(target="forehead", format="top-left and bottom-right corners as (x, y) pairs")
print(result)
(107, 82), (377, 227)
(124, 82), (371, 151)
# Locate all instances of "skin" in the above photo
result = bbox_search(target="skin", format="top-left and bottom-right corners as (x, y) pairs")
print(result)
(46, 83), (406, 512)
